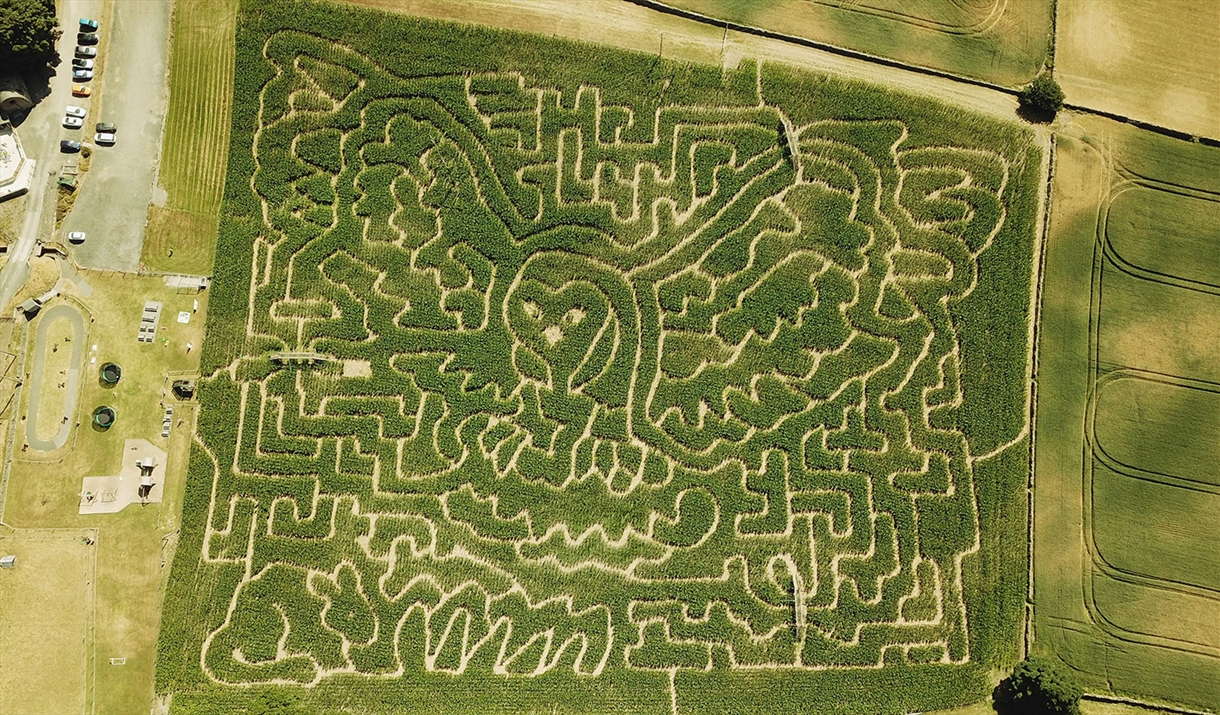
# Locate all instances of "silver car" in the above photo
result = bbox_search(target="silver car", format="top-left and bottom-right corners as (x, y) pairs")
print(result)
(94, 132), (116, 145)
(73, 69), (93, 80)
(63, 116), (83, 129)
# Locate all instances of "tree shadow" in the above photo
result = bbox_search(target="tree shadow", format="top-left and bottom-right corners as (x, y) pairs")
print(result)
(23, 65), (57, 105)
(1016, 102), (1057, 125)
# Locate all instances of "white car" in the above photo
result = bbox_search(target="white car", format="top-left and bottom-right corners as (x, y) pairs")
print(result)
(67, 231), (86, 244)
(65, 105), (86, 118)
(72, 58), (94, 70)
(73, 69), (93, 80)
(63, 116), (83, 129)
(94, 132), (115, 145)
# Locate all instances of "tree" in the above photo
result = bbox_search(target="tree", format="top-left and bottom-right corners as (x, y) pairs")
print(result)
(1017, 72), (1065, 121)
(0, 0), (61, 73)
(993, 655), (1083, 715)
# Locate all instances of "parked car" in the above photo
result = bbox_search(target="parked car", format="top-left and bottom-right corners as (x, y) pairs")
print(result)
(95, 122), (116, 133)
(67, 231), (87, 244)
(65, 105), (86, 118)
(73, 69), (93, 80)
(77, 32), (99, 45)
(94, 132), (115, 145)
(72, 58), (94, 70)
(75, 46), (96, 58)
(79, 18), (99, 30)
(60, 140), (82, 153)
(71, 84), (91, 97)
(63, 116), (83, 129)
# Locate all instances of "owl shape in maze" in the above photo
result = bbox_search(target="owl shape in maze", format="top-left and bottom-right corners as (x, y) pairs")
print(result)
(200, 31), (1013, 685)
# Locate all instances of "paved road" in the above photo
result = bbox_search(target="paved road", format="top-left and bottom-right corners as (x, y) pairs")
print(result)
(26, 303), (85, 452)
(0, 0), (102, 310)
(64, 0), (173, 270)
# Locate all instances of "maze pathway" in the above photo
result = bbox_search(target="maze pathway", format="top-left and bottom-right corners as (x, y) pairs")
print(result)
(180, 27), (1025, 701)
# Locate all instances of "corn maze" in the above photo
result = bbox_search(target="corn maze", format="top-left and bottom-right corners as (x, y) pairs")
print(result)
(158, 5), (1039, 713)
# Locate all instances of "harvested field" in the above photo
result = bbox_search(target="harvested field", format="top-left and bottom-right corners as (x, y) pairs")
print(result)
(1056, 0), (1220, 139)
(665, 0), (1053, 86)
(155, 2), (1042, 713)
(1033, 116), (1220, 710)
(0, 528), (96, 715)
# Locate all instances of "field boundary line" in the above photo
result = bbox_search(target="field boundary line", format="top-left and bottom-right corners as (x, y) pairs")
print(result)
(622, 0), (1016, 94)
(1082, 693), (1215, 715)
(626, 0), (1220, 145)
(0, 315), (29, 521)
(1025, 132), (1056, 656)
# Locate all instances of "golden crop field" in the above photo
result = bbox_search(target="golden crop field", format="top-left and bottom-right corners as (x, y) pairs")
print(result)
(1056, 0), (1220, 139)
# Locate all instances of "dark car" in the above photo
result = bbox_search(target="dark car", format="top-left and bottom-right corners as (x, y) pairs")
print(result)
(60, 140), (81, 153)
(77, 32), (99, 45)
(95, 122), (116, 133)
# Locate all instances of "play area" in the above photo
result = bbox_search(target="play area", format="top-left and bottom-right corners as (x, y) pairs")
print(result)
(0, 270), (207, 715)
(78, 438), (167, 515)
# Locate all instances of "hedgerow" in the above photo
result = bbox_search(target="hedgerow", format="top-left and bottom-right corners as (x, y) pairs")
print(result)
(157, 1), (1039, 713)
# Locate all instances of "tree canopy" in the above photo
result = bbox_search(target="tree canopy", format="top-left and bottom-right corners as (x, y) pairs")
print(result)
(1018, 72), (1065, 121)
(0, 0), (61, 73)
(993, 655), (1083, 715)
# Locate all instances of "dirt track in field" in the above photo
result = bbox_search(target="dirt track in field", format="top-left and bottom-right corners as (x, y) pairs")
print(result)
(346, 0), (1034, 132)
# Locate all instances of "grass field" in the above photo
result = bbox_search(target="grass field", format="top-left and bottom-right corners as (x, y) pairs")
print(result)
(142, 0), (239, 275)
(31, 313), (78, 443)
(1056, 0), (1220, 139)
(664, 0), (1052, 87)
(2, 273), (206, 715)
(154, 2), (1041, 713)
(0, 527), (96, 715)
(1032, 116), (1220, 711)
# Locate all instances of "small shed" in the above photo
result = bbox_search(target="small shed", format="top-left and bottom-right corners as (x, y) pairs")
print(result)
(0, 555), (15, 569)
(172, 379), (196, 399)
(20, 298), (40, 317)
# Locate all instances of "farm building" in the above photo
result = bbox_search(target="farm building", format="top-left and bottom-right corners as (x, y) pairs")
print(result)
(0, 123), (34, 201)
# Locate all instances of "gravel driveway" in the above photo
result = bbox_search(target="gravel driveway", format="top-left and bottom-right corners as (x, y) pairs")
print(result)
(63, 0), (172, 271)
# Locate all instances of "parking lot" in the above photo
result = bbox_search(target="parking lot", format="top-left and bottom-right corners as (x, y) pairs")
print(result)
(61, 0), (173, 270)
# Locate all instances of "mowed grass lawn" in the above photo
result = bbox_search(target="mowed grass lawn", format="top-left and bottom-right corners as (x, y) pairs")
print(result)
(142, 0), (238, 276)
(4, 273), (207, 715)
(665, 0), (1052, 86)
(1033, 116), (1220, 711)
